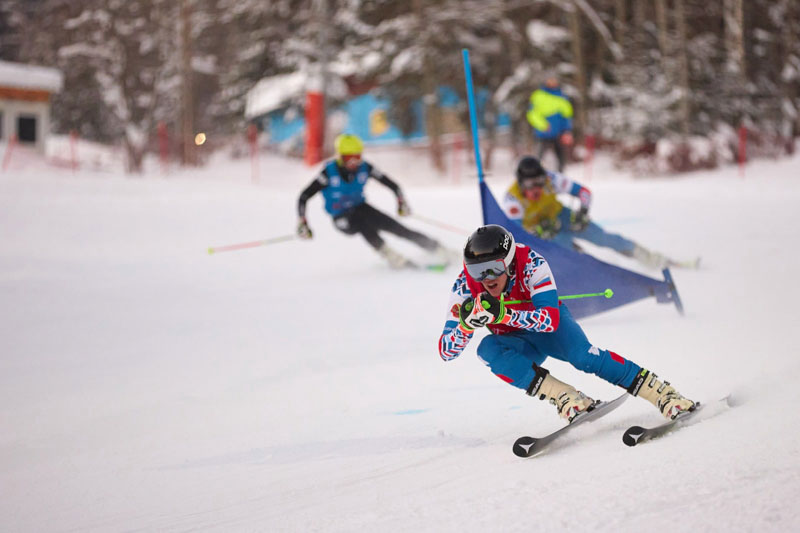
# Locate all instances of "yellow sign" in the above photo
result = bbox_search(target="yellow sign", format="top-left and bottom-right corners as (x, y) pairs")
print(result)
(369, 109), (390, 137)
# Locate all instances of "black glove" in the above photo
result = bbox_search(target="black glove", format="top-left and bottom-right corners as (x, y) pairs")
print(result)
(477, 292), (507, 324)
(534, 218), (562, 239)
(397, 197), (411, 217)
(459, 293), (506, 330)
(297, 217), (313, 239)
(570, 207), (590, 232)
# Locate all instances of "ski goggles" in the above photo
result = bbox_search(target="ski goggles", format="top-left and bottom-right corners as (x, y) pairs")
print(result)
(341, 154), (362, 168)
(519, 176), (547, 190)
(465, 259), (508, 281)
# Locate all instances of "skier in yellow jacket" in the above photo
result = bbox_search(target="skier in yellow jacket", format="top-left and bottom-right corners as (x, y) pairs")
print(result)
(503, 156), (696, 270)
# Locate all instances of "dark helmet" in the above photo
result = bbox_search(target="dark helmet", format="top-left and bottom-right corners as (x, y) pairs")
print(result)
(516, 156), (546, 188)
(463, 225), (516, 279)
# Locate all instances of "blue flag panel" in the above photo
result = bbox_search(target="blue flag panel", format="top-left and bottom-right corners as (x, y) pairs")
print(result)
(479, 181), (682, 319)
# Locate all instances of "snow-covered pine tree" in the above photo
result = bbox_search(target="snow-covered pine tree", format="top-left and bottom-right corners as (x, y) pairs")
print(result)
(57, 0), (182, 172)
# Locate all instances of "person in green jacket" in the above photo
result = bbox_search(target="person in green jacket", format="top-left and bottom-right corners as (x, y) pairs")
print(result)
(526, 77), (574, 172)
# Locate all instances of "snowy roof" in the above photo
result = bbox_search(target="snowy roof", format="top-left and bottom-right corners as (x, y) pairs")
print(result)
(0, 60), (63, 92)
(244, 68), (350, 119)
(526, 20), (570, 50)
(245, 72), (309, 119)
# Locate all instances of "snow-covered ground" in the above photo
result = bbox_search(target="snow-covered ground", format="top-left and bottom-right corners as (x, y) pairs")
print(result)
(1, 146), (799, 532)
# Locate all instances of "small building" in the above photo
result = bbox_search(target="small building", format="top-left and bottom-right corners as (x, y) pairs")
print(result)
(245, 70), (430, 153)
(245, 70), (510, 158)
(0, 60), (63, 154)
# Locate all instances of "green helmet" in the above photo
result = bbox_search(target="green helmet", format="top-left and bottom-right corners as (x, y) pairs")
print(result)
(335, 134), (364, 159)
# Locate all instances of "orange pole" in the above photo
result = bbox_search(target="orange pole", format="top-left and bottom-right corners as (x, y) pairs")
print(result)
(304, 91), (324, 166)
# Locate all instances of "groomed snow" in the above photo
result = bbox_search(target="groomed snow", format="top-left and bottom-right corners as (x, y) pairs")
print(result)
(1, 146), (799, 531)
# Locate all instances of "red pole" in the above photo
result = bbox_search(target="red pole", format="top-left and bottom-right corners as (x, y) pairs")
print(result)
(69, 130), (78, 173)
(584, 134), (596, 182)
(158, 122), (169, 174)
(452, 134), (464, 183)
(304, 91), (324, 166)
(247, 123), (259, 183)
(2, 134), (17, 172)
(738, 125), (747, 178)
(208, 234), (295, 254)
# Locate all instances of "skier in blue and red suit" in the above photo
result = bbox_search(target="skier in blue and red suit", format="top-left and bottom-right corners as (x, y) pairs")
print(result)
(438, 224), (695, 422)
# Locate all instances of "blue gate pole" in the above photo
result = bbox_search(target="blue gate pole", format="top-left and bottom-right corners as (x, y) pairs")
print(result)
(461, 49), (485, 183)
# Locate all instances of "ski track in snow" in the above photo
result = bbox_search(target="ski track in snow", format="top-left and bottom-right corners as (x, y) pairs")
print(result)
(1, 149), (800, 531)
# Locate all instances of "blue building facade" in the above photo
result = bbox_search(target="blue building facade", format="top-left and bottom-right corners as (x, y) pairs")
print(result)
(254, 86), (510, 149)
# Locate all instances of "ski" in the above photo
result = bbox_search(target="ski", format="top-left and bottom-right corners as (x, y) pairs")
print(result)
(622, 395), (731, 446)
(404, 260), (449, 272)
(422, 262), (449, 272)
(512, 393), (628, 458)
(408, 247), (459, 271)
(669, 257), (701, 270)
(622, 404), (703, 447)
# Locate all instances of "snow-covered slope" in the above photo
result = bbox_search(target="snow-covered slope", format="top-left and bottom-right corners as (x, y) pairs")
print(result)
(1, 150), (799, 532)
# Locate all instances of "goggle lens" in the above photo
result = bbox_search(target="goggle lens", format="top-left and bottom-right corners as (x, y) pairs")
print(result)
(465, 259), (508, 281)
(520, 177), (546, 190)
(341, 154), (362, 167)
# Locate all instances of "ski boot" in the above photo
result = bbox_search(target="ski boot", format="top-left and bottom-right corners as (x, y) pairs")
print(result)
(627, 369), (696, 419)
(378, 245), (413, 269)
(626, 245), (670, 270)
(432, 244), (459, 265)
(529, 367), (594, 423)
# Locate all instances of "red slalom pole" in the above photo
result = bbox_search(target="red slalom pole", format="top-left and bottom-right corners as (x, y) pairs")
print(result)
(208, 234), (295, 255)
(69, 130), (79, 173)
(248, 124), (259, 183)
(738, 124), (747, 178)
(158, 122), (169, 175)
(304, 91), (324, 166)
(2, 134), (17, 171)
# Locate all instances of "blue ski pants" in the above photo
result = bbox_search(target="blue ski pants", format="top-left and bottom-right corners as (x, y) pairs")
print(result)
(476, 305), (641, 393)
(551, 209), (636, 254)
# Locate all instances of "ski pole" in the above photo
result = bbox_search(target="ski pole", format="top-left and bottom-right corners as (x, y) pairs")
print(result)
(208, 234), (296, 254)
(504, 288), (614, 305)
(410, 213), (470, 235)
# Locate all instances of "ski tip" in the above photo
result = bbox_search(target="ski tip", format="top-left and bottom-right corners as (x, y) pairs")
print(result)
(622, 426), (646, 447)
(512, 436), (539, 458)
(425, 263), (449, 272)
